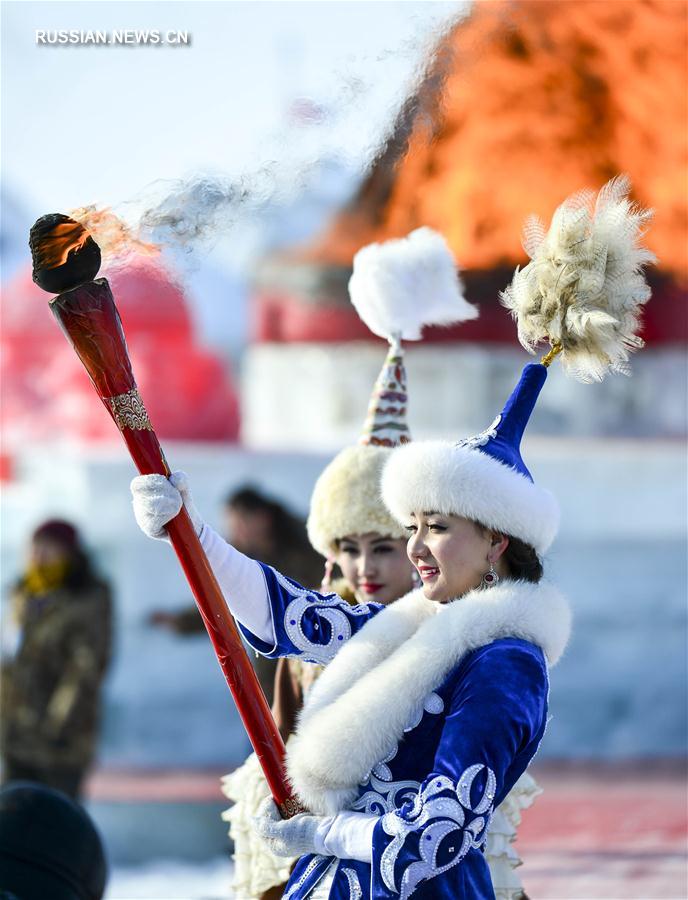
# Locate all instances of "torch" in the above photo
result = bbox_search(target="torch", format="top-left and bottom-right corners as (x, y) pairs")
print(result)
(30, 213), (300, 817)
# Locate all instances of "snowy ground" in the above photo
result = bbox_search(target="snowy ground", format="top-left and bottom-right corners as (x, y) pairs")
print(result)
(106, 858), (234, 900)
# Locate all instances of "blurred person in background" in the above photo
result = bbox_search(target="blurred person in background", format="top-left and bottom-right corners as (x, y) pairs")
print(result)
(148, 484), (323, 705)
(0, 781), (107, 900)
(0, 520), (112, 801)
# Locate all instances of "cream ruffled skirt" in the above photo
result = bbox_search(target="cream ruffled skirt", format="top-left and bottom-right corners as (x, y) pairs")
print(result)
(222, 750), (297, 899)
(222, 756), (541, 900)
(486, 771), (541, 900)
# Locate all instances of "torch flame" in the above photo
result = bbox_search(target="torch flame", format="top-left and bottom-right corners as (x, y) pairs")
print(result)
(69, 206), (160, 265)
(36, 221), (91, 269)
(34, 207), (160, 272)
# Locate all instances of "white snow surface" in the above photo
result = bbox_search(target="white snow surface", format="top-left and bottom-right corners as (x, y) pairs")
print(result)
(106, 857), (234, 900)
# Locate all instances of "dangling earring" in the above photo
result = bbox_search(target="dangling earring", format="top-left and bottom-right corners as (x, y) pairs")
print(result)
(481, 561), (499, 589)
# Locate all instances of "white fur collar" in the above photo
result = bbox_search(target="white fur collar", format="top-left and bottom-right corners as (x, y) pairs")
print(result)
(286, 580), (571, 814)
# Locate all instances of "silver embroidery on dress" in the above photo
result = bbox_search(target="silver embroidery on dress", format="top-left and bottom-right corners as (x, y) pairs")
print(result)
(455, 414), (501, 450)
(353, 744), (420, 816)
(308, 861), (337, 900)
(458, 764), (496, 815)
(283, 856), (327, 899)
(353, 695), (445, 815)
(271, 566), (373, 664)
(371, 744), (398, 782)
(403, 692), (445, 733)
(379, 765), (496, 900)
(342, 867), (363, 900)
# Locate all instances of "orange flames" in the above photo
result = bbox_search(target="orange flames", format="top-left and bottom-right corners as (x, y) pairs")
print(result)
(37, 220), (91, 269)
(69, 206), (160, 265)
(299, 0), (687, 280)
(35, 208), (159, 272)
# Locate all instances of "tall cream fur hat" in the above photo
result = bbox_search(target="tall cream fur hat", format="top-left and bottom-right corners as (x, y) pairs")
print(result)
(307, 444), (406, 557)
(307, 228), (477, 557)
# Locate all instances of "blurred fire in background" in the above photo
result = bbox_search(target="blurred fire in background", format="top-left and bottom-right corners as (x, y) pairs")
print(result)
(256, 0), (687, 346)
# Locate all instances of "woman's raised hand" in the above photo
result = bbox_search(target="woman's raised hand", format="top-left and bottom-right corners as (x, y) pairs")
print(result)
(130, 471), (204, 541)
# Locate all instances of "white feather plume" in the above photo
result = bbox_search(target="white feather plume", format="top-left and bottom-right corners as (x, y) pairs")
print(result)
(500, 175), (657, 382)
(348, 227), (478, 342)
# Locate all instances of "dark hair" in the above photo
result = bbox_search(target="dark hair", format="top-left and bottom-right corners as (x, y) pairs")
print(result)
(226, 486), (276, 514)
(63, 548), (98, 591)
(29, 519), (98, 591)
(225, 485), (307, 549)
(475, 523), (543, 583)
(502, 535), (543, 583)
(32, 519), (79, 548)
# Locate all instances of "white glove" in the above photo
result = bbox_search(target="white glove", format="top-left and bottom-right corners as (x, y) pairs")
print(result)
(131, 473), (275, 644)
(252, 796), (376, 862)
(130, 471), (203, 541)
(253, 796), (331, 858)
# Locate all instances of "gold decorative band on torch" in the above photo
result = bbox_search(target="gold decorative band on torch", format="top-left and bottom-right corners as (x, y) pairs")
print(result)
(279, 797), (306, 818)
(107, 388), (154, 432)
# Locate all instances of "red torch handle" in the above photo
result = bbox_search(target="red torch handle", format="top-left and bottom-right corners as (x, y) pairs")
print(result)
(173, 516), (296, 813)
(133, 443), (295, 815)
(48, 279), (300, 817)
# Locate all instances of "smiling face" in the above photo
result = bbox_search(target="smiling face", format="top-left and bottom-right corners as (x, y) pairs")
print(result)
(335, 532), (416, 606)
(406, 512), (510, 603)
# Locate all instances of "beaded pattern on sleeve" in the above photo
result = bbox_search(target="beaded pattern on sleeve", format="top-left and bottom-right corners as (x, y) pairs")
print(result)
(341, 867), (364, 900)
(379, 764), (497, 900)
(270, 566), (374, 664)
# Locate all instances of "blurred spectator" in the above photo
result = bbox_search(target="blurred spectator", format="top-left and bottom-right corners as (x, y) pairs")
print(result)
(1, 520), (112, 801)
(149, 484), (323, 704)
(0, 781), (107, 899)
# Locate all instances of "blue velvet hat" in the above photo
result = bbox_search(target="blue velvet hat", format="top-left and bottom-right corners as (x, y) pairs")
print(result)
(381, 362), (559, 555)
(455, 363), (547, 480)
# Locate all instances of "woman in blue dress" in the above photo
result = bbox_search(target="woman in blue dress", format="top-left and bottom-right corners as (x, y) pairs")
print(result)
(131, 359), (570, 900)
(130, 176), (658, 898)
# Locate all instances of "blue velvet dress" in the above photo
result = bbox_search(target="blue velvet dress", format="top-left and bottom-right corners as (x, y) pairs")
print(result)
(241, 565), (550, 900)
